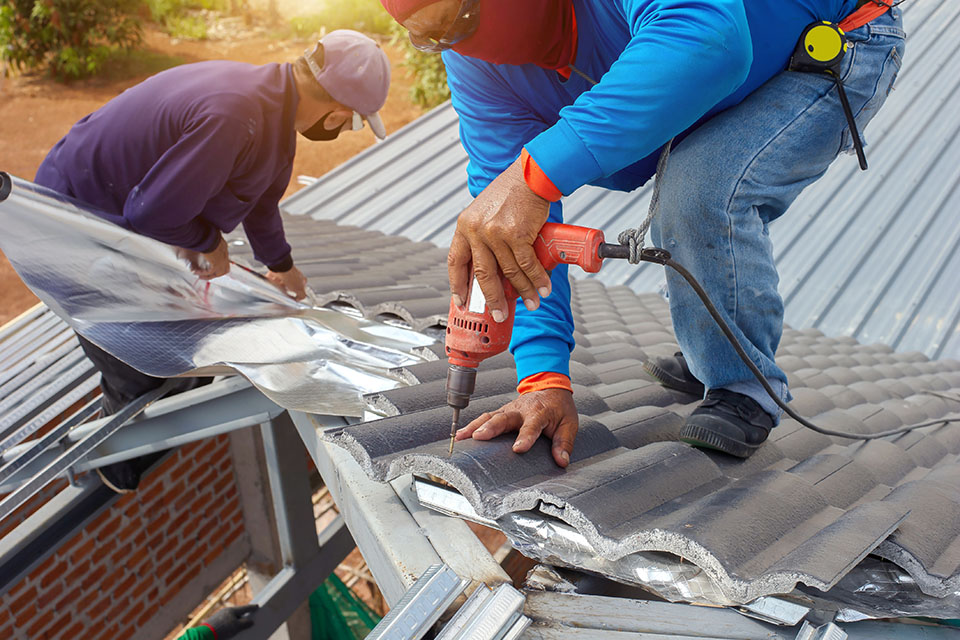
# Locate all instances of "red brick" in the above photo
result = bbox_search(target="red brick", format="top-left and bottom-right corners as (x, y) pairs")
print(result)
(137, 480), (168, 508)
(114, 572), (137, 597)
(212, 473), (233, 496)
(218, 456), (232, 473)
(14, 604), (37, 629)
(36, 580), (63, 609)
(80, 564), (107, 591)
(124, 498), (142, 519)
(106, 596), (130, 620)
(172, 485), (198, 512)
(75, 589), (102, 613)
(184, 542), (209, 568)
(155, 536), (180, 561)
(168, 510), (191, 533)
(96, 515), (123, 540)
(147, 509), (171, 531)
(171, 455), (196, 480)
(63, 560), (91, 586)
(204, 545), (224, 567)
(54, 585), (83, 612)
(136, 602), (160, 628)
(129, 576), (156, 602)
(26, 609), (62, 637)
(109, 544), (133, 565)
(163, 563), (187, 585)
(169, 571), (195, 598)
(40, 559), (67, 588)
(155, 557), (175, 579)
(10, 585), (38, 614)
(191, 438), (220, 462)
(100, 569), (121, 592)
(132, 528), (147, 548)
(126, 546), (150, 571)
(187, 463), (217, 486)
(30, 554), (58, 581)
(222, 525), (245, 550)
(146, 531), (165, 551)
(69, 537), (96, 564)
(164, 480), (188, 505)
(61, 619), (87, 638)
(0, 606), (9, 625)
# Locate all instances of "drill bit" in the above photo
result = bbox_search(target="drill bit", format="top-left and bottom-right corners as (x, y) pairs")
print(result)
(448, 407), (460, 456)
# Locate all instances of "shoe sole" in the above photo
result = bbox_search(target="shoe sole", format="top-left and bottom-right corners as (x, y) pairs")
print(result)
(643, 360), (706, 396)
(680, 425), (756, 458)
(96, 467), (136, 494)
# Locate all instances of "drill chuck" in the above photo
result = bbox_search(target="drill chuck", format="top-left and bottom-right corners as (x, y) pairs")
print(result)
(446, 364), (477, 411)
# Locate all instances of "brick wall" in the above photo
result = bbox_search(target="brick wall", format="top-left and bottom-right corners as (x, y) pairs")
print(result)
(0, 434), (251, 639)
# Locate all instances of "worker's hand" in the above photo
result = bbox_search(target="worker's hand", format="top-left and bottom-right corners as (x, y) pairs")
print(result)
(266, 265), (308, 301)
(456, 388), (578, 467)
(198, 236), (231, 279)
(449, 157), (551, 322)
(178, 236), (230, 279)
(204, 604), (258, 640)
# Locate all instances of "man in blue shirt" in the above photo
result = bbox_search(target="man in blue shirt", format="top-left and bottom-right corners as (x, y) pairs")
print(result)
(382, 0), (905, 461)
(36, 29), (390, 492)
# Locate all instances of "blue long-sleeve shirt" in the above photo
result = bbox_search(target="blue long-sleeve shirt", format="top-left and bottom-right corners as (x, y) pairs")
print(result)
(443, 0), (858, 382)
(35, 61), (298, 270)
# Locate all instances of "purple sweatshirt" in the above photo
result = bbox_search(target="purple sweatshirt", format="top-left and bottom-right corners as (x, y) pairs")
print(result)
(36, 60), (299, 271)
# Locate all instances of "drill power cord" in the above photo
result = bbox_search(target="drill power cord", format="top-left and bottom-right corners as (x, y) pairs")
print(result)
(634, 248), (960, 440)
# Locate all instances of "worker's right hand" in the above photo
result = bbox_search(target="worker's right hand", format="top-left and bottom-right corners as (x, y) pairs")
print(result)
(177, 236), (230, 279)
(266, 265), (308, 301)
(448, 157), (552, 322)
(456, 388), (578, 467)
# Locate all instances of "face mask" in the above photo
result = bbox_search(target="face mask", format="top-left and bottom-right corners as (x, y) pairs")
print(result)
(300, 111), (345, 141)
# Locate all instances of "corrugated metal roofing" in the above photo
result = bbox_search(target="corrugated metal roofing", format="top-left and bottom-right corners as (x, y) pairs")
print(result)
(264, 216), (960, 604)
(281, 0), (960, 361)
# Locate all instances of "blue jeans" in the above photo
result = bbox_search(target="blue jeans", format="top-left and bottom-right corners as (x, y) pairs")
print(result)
(649, 8), (906, 422)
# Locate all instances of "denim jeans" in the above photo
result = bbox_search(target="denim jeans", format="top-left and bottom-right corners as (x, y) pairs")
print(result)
(649, 8), (906, 422)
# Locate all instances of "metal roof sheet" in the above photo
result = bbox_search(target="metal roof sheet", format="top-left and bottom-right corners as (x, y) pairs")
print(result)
(281, 0), (960, 361)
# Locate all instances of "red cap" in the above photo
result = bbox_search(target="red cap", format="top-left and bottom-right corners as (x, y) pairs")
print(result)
(380, 0), (440, 23)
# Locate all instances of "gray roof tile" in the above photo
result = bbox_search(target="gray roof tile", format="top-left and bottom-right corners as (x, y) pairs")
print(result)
(261, 214), (960, 603)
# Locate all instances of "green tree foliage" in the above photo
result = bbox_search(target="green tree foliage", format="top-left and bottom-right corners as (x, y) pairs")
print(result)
(0, 0), (143, 79)
(390, 22), (449, 109)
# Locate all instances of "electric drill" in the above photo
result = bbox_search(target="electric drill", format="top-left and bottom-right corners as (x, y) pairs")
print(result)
(445, 223), (630, 454)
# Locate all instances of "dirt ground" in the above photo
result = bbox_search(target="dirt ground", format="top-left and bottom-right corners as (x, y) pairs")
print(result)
(0, 23), (426, 326)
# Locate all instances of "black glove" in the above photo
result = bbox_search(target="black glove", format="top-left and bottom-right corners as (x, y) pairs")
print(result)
(204, 604), (258, 640)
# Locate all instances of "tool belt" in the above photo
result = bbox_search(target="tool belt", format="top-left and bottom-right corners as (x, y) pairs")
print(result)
(789, 1), (894, 170)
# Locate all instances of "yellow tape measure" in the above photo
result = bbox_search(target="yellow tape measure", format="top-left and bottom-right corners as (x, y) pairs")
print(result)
(790, 21), (848, 72)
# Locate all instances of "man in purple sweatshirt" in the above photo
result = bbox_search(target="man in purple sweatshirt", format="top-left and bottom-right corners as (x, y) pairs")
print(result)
(35, 29), (390, 493)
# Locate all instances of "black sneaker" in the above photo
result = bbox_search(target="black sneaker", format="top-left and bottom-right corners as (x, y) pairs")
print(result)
(96, 461), (141, 494)
(644, 352), (706, 396)
(680, 389), (773, 458)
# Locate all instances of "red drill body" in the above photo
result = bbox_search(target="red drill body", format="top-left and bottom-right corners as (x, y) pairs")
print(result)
(445, 223), (614, 452)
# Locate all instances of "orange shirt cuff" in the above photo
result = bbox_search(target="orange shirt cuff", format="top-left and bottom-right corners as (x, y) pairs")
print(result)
(521, 148), (563, 202)
(517, 371), (572, 394)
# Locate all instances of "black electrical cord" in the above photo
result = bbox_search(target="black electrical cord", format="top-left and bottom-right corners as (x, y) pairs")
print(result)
(636, 247), (960, 440)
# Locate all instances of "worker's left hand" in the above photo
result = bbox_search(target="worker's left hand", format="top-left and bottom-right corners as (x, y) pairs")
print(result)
(456, 388), (578, 467)
(449, 157), (552, 323)
(266, 265), (308, 301)
(204, 604), (258, 640)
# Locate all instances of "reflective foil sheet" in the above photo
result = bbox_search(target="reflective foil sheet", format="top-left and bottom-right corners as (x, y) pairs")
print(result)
(0, 173), (431, 416)
(499, 511), (737, 606)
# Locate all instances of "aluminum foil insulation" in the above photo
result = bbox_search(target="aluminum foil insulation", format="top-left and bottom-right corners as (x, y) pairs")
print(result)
(0, 173), (431, 416)
(501, 512), (960, 621)
(498, 511), (737, 606)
